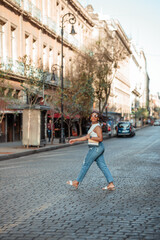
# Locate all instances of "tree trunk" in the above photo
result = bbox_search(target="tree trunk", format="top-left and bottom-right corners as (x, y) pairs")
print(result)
(27, 108), (31, 148)
(78, 118), (82, 136)
(68, 124), (71, 140)
(51, 118), (54, 145)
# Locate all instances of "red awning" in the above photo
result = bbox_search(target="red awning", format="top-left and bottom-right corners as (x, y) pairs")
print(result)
(47, 111), (80, 119)
(54, 113), (61, 118)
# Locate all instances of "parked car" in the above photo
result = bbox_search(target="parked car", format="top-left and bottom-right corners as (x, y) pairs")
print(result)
(116, 121), (135, 137)
(153, 120), (160, 126)
(101, 122), (112, 136)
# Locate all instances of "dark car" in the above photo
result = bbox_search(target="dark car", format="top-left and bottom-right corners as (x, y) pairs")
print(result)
(101, 122), (112, 136)
(116, 121), (135, 137)
(153, 120), (160, 126)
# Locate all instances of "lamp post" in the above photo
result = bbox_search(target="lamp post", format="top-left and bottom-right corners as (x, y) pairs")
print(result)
(52, 64), (60, 83)
(60, 13), (76, 143)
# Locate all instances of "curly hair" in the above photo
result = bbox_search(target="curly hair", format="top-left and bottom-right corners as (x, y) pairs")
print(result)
(90, 111), (103, 122)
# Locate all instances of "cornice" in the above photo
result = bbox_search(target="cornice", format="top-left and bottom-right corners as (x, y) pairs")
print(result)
(132, 89), (141, 97)
(2, 0), (22, 14)
(67, 0), (94, 27)
(115, 28), (131, 54)
(115, 71), (130, 88)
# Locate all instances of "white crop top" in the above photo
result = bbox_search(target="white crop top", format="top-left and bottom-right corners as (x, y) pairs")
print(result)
(88, 123), (100, 137)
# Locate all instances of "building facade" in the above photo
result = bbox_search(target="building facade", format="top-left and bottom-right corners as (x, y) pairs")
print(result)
(0, 0), (94, 142)
(149, 93), (160, 119)
(0, 0), (151, 142)
(129, 42), (150, 126)
(86, 5), (132, 122)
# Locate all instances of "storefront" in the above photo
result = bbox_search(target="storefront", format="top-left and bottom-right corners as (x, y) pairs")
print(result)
(0, 111), (22, 143)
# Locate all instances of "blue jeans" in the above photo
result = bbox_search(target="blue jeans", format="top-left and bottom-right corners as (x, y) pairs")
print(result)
(76, 142), (114, 183)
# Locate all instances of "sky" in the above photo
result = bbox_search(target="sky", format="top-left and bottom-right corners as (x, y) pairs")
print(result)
(78, 0), (160, 94)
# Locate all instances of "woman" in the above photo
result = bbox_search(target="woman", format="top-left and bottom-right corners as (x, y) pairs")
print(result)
(66, 111), (115, 190)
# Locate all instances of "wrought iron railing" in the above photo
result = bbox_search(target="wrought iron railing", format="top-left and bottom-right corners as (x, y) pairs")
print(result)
(12, 0), (21, 6)
(0, 57), (60, 86)
(10, 0), (81, 49)
(23, 0), (41, 22)
(43, 16), (57, 33)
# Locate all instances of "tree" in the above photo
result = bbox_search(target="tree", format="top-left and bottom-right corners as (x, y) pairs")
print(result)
(19, 55), (45, 147)
(135, 108), (149, 119)
(92, 31), (130, 114)
(20, 55), (44, 107)
(64, 52), (95, 136)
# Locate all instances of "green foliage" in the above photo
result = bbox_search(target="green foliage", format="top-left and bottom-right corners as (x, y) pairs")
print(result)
(154, 107), (160, 113)
(19, 55), (44, 107)
(65, 53), (94, 119)
(90, 32), (130, 114)
(135, 108), (149, 119)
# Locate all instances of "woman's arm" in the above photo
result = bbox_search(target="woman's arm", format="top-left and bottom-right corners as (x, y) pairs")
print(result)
(90, 126), (103, 142)
(69, 135), (89, 144)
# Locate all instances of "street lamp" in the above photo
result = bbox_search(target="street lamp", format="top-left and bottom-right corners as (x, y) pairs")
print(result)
(60, 13), (76, 143)
(52, 64), (60, 83)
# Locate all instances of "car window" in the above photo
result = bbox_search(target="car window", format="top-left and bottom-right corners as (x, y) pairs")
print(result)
(118, 123), (130, 129)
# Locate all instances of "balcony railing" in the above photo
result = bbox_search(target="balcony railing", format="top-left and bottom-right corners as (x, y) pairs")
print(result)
(10, 0), (81, 50)
(0, 57), (60, 86)
(12, 0), (21, 6)
(23, 0), (41, 22)
(0, 57), (25, 76)
(43, 16), (57, 33)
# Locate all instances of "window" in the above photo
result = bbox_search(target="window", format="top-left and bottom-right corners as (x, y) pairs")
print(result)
(25, 34), (30, 56)
(32, 38), (37, 66)
(57, 53), (61, 77)
(11, 26), (16, 61)
(43, 44), (47, 70)
(118, 122), (130, 129)
(0, 20), (5, 59)
(48, 0), (51, 17)
(56, 2), (60, 33)
(42, 0), (47, 17)
(49, 47), (53, 72)
(68, 58), (72, 77)
(13, 90), (20, 99)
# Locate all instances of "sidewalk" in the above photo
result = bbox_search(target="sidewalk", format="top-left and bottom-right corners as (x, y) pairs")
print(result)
(0, 134), (111, 161)
(0, 125), (149, 161)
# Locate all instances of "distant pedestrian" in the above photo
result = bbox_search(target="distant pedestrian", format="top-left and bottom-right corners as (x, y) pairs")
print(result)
(47, 119), (55, 142)
(66, 111), (115, 190)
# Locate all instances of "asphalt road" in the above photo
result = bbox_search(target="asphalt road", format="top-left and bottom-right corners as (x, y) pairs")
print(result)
(0, 126), (160, 240)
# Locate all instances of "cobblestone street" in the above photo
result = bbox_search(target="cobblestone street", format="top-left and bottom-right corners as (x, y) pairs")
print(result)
(0, 126), (160, 240)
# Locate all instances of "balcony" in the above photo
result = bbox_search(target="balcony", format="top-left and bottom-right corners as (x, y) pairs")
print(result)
(23, 0), (41, 22)
(44, 72), (60, 86)
(43, 16), (57, 33)
(0, 57), (15, 73)
(12, 0), (21, 6)
(0, 57), (42, 80)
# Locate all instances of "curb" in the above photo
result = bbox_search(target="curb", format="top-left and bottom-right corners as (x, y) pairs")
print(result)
(0, 141), (85, 161)
(0, 136), (110, 162)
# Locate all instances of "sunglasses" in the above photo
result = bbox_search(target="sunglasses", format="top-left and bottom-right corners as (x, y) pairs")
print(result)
(91, 114), (98, 118)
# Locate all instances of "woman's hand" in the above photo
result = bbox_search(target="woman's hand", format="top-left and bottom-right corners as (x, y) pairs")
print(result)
(69, 135), (89, 144)
(86, 134), (90, 140)
(69, 139), (76, 144)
